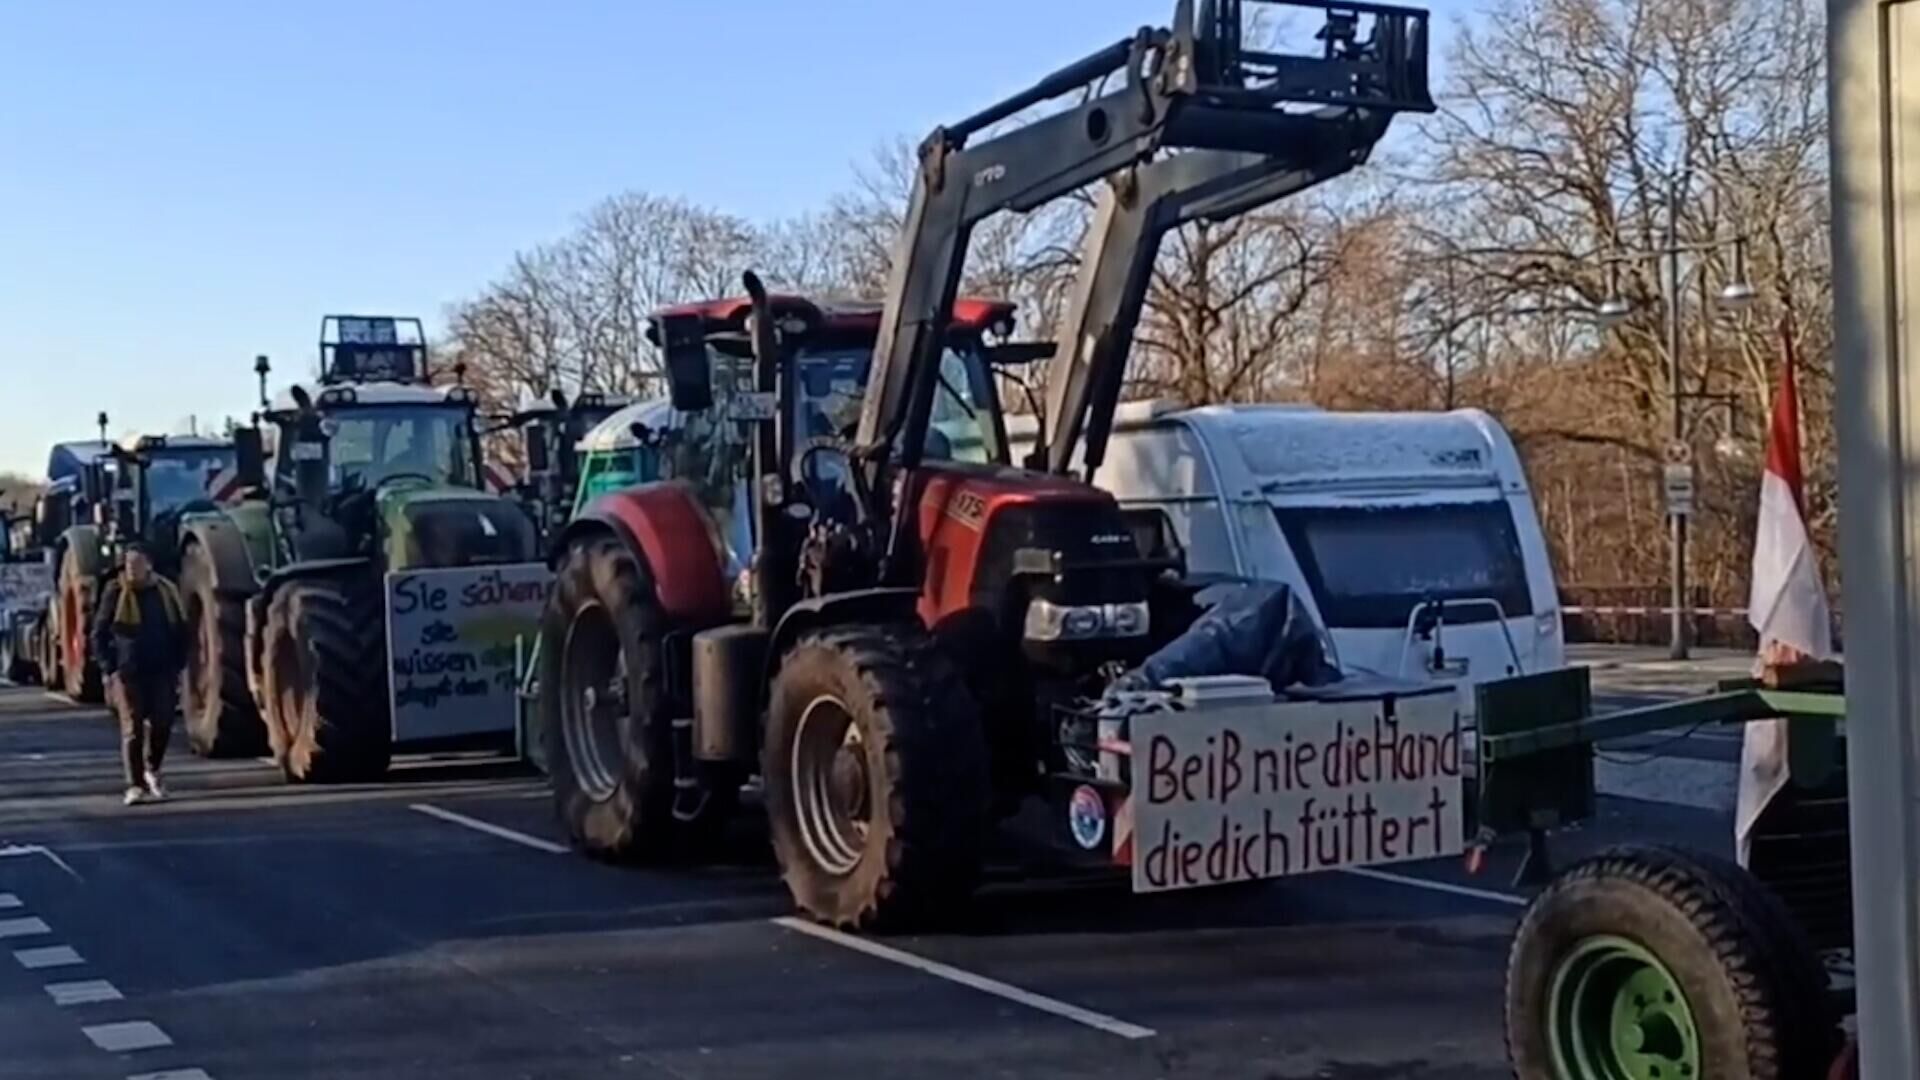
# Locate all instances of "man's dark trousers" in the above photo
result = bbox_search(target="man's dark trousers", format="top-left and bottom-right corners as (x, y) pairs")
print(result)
(115, 672), (176, 786)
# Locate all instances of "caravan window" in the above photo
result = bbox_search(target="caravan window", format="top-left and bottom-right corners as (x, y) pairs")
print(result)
(1273, 500), (1533, 628)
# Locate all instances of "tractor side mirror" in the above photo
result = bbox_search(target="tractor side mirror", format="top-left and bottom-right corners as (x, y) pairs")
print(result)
(115, 497), (138, 538)
(524, 427), (552, 475)
(233, 427), (267, 490)
(657, 313), (714, 413)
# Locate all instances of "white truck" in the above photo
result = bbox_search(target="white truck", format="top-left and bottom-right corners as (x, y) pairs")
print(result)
(1012, 401), (1565, 723)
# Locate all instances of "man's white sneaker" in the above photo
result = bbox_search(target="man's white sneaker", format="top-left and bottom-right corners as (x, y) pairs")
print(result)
(123, 786), (147, 806)
(144, 772), (166, 800)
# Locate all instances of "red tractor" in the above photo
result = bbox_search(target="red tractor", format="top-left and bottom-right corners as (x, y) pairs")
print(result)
(541, 0), (1434, 927)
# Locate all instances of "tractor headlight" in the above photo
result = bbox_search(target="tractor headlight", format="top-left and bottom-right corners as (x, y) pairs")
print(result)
(1023, 599), (1150, 642)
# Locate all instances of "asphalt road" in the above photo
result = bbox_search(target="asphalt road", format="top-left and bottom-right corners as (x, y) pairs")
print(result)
(0, 657), (1733, 1080)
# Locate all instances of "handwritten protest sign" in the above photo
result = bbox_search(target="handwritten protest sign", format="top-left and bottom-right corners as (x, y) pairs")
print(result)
(385, 565), (551, 742)
(0, 564), (53, 611)
(1130, 691), (1464, 893)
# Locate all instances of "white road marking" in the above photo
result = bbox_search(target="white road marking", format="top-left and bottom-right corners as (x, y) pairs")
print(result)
(46, 979), (122, 1005)
(408, 804), (569, 855)
(14, 945), (83, 969)
(129, 1070), (214, 1080)
(82, 1021), (173, 1052)
(772, 916), (1157, 1040)
(0, 916), (51, 938)
(0, 843), (82, 879)
(0, 892), (21, 909)
(1340, 866), (1528, 907)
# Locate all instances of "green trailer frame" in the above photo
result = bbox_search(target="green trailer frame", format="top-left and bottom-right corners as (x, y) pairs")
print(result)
(1479, 665), (1854, 1078)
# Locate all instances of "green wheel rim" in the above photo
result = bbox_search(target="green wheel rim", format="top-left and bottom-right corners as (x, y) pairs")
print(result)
(1547, 935), (1700, 1080)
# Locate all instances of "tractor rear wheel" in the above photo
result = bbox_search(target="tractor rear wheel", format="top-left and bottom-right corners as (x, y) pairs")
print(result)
(542, 535), (731, 861)
(179, 542), (265, 757)
(38, 611), (60, 692)
(764, 625), (988, 930)
(263, 571), (391, 783)
(59, 541), (101, 703)
(1506, 843), (1838, 1080)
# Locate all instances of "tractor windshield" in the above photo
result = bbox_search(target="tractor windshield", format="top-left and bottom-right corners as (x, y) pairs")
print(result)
(143, 449), (237, 512)
(790, 344), (1001, 463)
(651, 339), (1001, 582)
(321, 405), (478, 491)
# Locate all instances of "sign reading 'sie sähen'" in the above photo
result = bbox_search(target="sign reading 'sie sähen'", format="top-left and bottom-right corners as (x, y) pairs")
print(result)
(385, 566), (551, 742)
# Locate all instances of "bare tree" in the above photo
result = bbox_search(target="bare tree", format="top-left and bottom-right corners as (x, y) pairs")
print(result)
(1406, 0), (1831, 599)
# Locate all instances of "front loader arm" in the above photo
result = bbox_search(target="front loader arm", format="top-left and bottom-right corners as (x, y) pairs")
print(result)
(853, 0), (1434, 578)
(1041, 119), (1388, 478)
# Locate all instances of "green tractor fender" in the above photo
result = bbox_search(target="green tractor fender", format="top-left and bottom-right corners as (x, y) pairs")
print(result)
(180, 517), (263, 600)
(180, 513), (270, 708)
(56, 524), (103, 583)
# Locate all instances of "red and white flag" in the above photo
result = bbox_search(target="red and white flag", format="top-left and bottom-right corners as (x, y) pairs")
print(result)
(1737, 321), (1832, 863)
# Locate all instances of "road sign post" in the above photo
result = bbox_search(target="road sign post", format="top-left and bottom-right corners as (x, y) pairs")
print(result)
(1662, 461), (1696, 518)
(1662, 442), (1694, 659)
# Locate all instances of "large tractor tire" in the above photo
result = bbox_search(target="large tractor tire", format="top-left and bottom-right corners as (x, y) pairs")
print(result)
(541, 535), (732, 861)
(178, 541), (265, 757)
(261, 571), (391, 783)
(1506, 843), (1839, 1080)
(58, 536), (102, 703)
(764, 625), (989, 930)
(37, 610), (60, 693)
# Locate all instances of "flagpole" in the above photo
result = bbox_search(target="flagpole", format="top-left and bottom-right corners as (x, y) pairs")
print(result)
(1830, 0), (1920, 1071)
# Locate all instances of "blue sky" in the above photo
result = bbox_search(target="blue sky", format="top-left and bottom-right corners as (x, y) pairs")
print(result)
(0, 0), (1479, 477)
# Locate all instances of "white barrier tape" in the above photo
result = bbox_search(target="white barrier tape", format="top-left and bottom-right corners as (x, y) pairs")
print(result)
(1564, 606), (1749, 617)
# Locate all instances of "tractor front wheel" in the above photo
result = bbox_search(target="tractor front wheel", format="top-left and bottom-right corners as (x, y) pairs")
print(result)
(764, 625), (988, 930)
(1506, 843), (1838, 1080)
(542, 535), (731, 861)
(262, 572), (391, 783)
(179, 542), (265, 758)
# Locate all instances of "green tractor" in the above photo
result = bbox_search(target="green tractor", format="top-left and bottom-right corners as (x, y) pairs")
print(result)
(178, 316), (544, 781)
(496, 391), (639, 549)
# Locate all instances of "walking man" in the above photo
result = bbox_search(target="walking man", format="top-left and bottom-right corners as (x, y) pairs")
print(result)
(91, 542), (188, 805)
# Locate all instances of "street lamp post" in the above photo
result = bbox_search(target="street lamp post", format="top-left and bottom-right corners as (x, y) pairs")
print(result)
(1594, 189), (1755, 659)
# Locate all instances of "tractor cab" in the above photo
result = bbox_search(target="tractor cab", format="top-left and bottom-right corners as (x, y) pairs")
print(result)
(250, 316), (524, 571)
(504, 391), (637, 544)
(638, 293), (1044, 602)
(645, 295), (1024, 538)
(650, 295), (1015, 466)
(272, 315), (483, 494)
(101, 433), (239, 574)
(571, 397), (675, 508)
(123, 436), (239, 514)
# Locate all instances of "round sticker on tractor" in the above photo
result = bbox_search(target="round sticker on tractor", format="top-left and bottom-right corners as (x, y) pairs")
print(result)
(1068, 785), (1107, 850)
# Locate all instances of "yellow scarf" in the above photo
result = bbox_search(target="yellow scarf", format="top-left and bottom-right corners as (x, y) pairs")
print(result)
(113, 573), (184, 632)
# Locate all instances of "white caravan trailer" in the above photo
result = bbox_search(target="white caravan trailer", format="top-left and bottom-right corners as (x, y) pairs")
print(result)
(1011, 401), (1564, 720)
